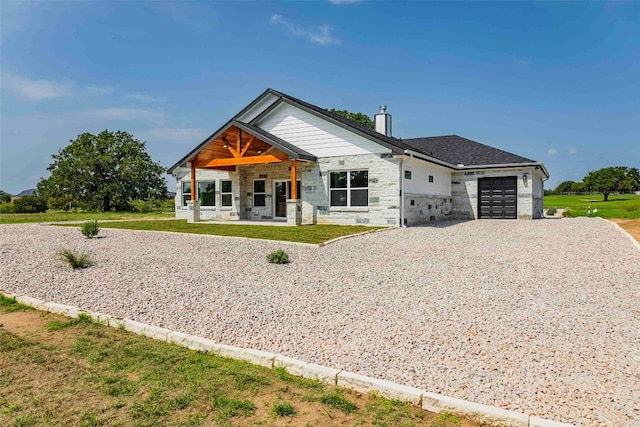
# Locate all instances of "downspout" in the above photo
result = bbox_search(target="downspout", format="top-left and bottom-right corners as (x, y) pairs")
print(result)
(399, 156), (405, 227)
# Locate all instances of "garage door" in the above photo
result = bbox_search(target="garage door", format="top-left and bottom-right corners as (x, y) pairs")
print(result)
(478, 177), (517, 219)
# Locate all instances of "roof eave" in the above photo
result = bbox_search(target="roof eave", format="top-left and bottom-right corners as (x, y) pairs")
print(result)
(457, 162), (550, 177)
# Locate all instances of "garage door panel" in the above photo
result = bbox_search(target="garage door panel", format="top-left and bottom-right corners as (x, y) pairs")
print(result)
(478, 177), (517, 219)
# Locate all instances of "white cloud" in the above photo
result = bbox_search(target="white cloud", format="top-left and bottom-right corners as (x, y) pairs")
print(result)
(2, 73), (72, 100)
(329, 0), (362, 4)
(87, 85), (113, 96)
(569, 149), (577, 155)
(147, 127), (207, 143)
(127, 93), (166, 103)
(86, 108), (166, 125)
(270, 14), (341, 46)
(547, 149), (557, 156)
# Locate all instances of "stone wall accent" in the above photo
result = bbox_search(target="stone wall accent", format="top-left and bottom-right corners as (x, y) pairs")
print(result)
(286, 199), (302, 226)
(403, 194), (453, 225)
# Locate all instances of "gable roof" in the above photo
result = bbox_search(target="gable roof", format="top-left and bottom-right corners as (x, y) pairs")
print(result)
(167, 119), (315, 174)
(403, 135), (536, 167)
(168, 88), (548, 177)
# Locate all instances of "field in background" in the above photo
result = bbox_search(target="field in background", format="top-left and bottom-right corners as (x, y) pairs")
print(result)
(0, 295), (474, 427)
(0, 210), (174, 224)
(544, 194), (640, 219)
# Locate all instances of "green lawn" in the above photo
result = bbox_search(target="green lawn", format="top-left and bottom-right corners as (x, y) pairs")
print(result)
(0, 210), (174, 224)
(544, 194), (640, 219)
(60, 220), (386, 244)
(1, 294), (471, 427)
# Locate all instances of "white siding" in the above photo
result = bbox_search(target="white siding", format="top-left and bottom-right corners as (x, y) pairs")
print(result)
(236, 93), (280, 123)
(403, 157), (451, 196)
(256, 102), (392, 157)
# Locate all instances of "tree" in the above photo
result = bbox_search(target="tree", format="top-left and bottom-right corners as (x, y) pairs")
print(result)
(328, 109), (375, 129)
(582, 166), (640, 201)
(0, 190), (11, 203)
(37, 130), (168, 211)
(13, 195), (47, 213)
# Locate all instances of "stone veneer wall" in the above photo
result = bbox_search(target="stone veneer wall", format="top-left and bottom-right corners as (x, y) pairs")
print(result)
(403, 194), (453, 226)
(173, 153), (402, 226)
(450, 167), (537, 220)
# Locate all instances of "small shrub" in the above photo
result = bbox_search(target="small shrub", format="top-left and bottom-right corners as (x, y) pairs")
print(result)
(273, 401), (296, 417)
(546, 207), (557, 216)
(562, 208), (575, 218)
(81, 220), (100, 238)
(59, 249), (94, 269)
(0, 202), (15, 213)
(131, 199), (150, 213)
(267, 249), (290, 264)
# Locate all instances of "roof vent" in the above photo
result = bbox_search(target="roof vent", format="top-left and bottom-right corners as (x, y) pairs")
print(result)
(374, 105), (392, 137)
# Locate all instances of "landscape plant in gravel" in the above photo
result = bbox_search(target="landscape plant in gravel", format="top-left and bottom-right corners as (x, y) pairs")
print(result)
(81, 220), (100, 238)
(267, 249), (290, 264)
(58, 248), (94, 269)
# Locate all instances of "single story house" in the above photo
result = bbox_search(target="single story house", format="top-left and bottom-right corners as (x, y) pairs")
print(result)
(167, 89), (549, 226)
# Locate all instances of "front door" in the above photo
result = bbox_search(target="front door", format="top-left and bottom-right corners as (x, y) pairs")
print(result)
(274, 180), (301, 218)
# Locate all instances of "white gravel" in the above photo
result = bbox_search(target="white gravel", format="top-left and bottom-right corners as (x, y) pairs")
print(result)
(1, 218), (639, 426)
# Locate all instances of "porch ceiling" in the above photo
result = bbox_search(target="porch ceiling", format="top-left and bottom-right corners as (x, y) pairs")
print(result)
(190, 125), (289, 169)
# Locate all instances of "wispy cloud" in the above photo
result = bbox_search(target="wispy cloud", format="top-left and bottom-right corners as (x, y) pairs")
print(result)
(2, 73), (72, 100)
(147, 127), (207, 143)
(569, 149), (577, 155)
(270, 14), (340, 46)
(87, 85), (113, 96)
(329, 0), (362, 4)
(547, 149), (557, 156)
(127, 93), (166, 103)
(85, 108), (166, 125)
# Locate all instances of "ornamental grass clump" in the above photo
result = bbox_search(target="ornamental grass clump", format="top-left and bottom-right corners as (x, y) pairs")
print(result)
(81, 220), (100, 239)
(59, 248), (94, 269)
(267, 249), (289, 264)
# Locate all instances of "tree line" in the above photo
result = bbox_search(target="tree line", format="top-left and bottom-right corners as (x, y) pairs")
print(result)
(548, 166), (640, 201)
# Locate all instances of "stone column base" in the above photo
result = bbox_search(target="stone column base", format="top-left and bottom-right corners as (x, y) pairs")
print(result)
(286, 199), (302, 226)
(186, 200), (200, 223)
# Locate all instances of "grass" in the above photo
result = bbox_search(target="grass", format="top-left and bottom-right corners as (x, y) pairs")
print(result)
(0, 210), (174, 224)
(544, 194), (640, 219)
(0, 292), (479, 427)
(0, 294), (32, 313)
(59, 219), (386, 244)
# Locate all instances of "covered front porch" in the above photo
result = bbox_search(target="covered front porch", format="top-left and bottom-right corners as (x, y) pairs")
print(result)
(177, 120), (316, 226)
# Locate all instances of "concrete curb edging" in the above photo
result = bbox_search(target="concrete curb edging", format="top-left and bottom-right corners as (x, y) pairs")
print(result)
(3, 290), (577, 427)
(602, 218), (640, 251)
(318, 226), (397, 247)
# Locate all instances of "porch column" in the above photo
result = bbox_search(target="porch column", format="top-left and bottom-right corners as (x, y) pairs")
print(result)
(187, 162), (200, 223)
(291, 160), (297, 199)
(287, 160), (301, 226)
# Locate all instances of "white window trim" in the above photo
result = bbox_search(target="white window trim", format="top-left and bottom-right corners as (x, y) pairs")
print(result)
(329, 169), (369, 207)
(253, 179), (266, 207)
(405, 170), (412, 180)
(221, 179), (233, 207)
(182, 181), (192, 207)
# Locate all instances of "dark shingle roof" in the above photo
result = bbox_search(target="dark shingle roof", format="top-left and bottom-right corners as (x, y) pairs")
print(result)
(403, 135), (536, 166)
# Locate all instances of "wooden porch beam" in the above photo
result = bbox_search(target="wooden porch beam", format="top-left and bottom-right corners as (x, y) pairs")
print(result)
(240, 136), (255, 157)
(291, 160), (297, 199)
(237, 128), (241, 157)
(222, 136), (239, 157)
(190, 162), (196, 201)
(203, 155), (285, 168)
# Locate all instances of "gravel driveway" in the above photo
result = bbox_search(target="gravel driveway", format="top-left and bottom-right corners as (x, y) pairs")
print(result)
(1, 218), (638, 426)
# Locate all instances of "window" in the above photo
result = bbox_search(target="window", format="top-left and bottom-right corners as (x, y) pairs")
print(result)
(405, 170), (412, 180)
(330, 170), (368, 207)
(198, 182), (215, 206)
(182, 182), (191, 206)
(428, 175), (434, 183)
(221, 180), (233, 206)
(253, 180), (266, 207)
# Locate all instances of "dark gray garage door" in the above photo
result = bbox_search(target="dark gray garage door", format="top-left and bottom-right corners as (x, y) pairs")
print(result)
(478, 177), (517, 219)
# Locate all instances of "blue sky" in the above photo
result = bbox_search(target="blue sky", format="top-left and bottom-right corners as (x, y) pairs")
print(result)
(1, 1), (638, 194)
